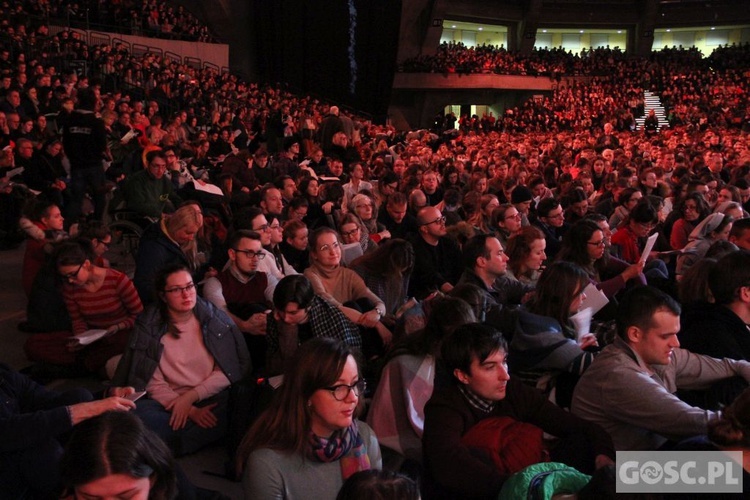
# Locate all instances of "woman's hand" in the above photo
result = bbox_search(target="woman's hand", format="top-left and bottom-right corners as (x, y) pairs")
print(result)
(165, 390), (199, 430)
(621, 260), (645, 282)
(189, 403), (218, 428)
(322, 201), (334, 214)
(578, 333), (599, 350)
(357, 310), (381, 328)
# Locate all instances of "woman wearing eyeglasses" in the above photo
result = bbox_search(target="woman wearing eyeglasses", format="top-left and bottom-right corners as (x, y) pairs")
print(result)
(491, 204), (523, 248)
(112, 263), (250, 456)
(556, 220), (644, 300)
(24, 239), (143, 377)
(304, 227), (393, 350)
(339, 212), (377, 257)
(237, 338), (381, 499)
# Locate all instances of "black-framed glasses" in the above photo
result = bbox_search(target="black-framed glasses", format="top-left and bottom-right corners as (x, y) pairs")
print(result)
(421, 215), (446, 227)
(324, 379), (366, 401)
(61, 262), (84, 280)
(164, 283), (196, 295)
(587, 240), (605, 247)
(254, 224), (271, 232)
(341, 228), (360, 237)
(233, 249), (266, 260)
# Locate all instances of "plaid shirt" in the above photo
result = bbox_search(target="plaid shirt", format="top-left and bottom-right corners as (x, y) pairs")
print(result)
(458, 384), (497, 414)
(266, 295), (362, 357)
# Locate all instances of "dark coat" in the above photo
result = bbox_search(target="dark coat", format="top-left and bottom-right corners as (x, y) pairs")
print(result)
(112, 297), (250, 391)
(133, 222), (191, 304)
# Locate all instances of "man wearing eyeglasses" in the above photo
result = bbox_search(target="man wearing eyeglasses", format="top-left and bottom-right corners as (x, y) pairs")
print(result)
(203, 230), (278, 372)
(408, 206), (462, 300)
(532, 197), (568, 261)
(124, 150), (180, 218)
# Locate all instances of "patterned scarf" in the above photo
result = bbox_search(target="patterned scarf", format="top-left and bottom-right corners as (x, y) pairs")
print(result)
(309, 421), (371, 480)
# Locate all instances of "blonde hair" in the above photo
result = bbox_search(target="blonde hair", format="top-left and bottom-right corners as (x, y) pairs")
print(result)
(164, 205), (203, 269)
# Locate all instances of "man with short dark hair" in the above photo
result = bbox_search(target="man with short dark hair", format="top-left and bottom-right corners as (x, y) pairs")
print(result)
(680, 251), (750, 363)
(408, 206), (462, 299)
(572, 285), (750, 450)
(265, 274), (360, 374)
(203, 230), (277, 370)
(377, 192), (417, 239)
(729, 217), (750, 250)
(533, 197), (568, 260)
(423, 323), (614, 498)
(123, 150), (179, 218)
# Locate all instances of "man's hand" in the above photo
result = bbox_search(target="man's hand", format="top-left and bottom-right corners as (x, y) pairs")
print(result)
(243, 311), (268, 335)
(165, 390), (199, 430)
(69, 397), (135, 425)
(189, 403), (218, 428)
(109, 386), (136, 398)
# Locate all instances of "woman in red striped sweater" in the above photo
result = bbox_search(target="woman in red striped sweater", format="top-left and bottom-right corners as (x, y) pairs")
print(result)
(24, 239), (143, 377)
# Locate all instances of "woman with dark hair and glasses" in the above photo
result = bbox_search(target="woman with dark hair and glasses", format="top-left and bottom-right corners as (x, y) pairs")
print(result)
(24, 239), (143, 377)
(491, 204), (523, 248)
(237, 338), (382, 499)
(556, 220), (645, 300)
(112, 264), (250, 456)
(670, 192), (710, 250)
(610, 199), (670, 281)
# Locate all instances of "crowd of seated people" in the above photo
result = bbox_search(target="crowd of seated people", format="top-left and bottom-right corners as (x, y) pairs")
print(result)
(20, 0), (218, 42)
(4, 6), (750, 498)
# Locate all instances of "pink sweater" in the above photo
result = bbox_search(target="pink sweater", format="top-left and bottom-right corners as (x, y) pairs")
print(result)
(146, 314), (230, 406)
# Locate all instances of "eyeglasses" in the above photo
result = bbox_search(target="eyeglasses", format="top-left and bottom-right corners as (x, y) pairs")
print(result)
(545, 212), (564, 220)
(324, 379), (366, 401)
(318, 241), (341, 252)
(421, 215), (446, 227)
(254, 224), (271, 232)
(587, 239), (605, 247)
(233, 249), (266, 260)
(683, 205), (698, 212)
(61, 262), (84, 280)
(163, 283), (196, 294)
(269, 224), (281, 231)
(504, 212), (521, 221)
(98, 240), (111, 250)
(341, 228), (359, 237)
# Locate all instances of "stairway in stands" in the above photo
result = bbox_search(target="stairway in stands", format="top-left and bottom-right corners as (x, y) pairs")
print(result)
(635, 89), (669, 132)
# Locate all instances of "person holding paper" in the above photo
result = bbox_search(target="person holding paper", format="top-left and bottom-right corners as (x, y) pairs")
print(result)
(610, 199), (669, 282)
(24, 239), (143, 377)
(509, 261), (600, 408)
(557, 220), (645, 300)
